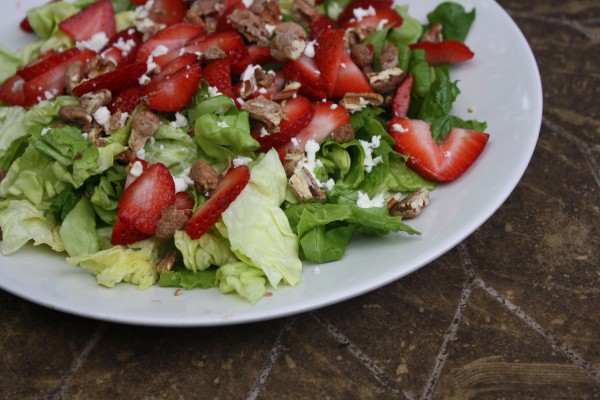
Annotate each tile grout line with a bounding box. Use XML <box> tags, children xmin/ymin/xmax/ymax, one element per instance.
<box><xmin>475</xmin><ymin>277</ymin><xmax>600</xmax><ymax>383</ymax></box>
<box><xmin>542</xmin><ymin>117</ymin><xmax>600</xmax><ymax>189</ymax></box>
<box><xmin>38</xmin><ymin>322</ymin><xmax>108</xmax><ymax>400</ymax></box>
<box><xmin>310</xmin><ymin>311</ymin><xmax>414</xmax><ymax>400</ymax></box>
<box><xmin>245</xmin><ymin>316</ymin><xmax>296</xmax><ymax>400</ymax></box>
<box><xmin>418</xmin><ymin>244</ymin><xmax>477</xmax><ymax>400</ymax></box>
<box><xmin>507</xmin><ymin>9</ymin><xmax>600</xmax><ymax>41</ymax></box>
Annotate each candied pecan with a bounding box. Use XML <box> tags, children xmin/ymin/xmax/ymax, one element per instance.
<box><xmin>59</xmin><ymin>105</ymin><xmax>92</xmax><ymax>125</ymax></box>
<box><xmin>156</xmin><ymin>250</ymin><xmax>178</xmax><ymax>272</ymax></box>
<box><xmin>255</xmin><ymin>68</ymin><xmax>276</xmax><ymax>87</ymax></box>
<box><xmin>155</xmin><ymin>207</ymin><xmax>189</xmax><ymax>240</ymax></box>
<box><xmin>86</xmin><ymin>56</ymin><xmax>116</xmax><ymax>79</ymax></box>
<box><xmin>273</xmin><ymin>22</ymin><xmax>307</xmax><ymax>39</ymax></box>
<box><xmin>331</xmin><ymin>124</ymin><xmax>355</xmax><ymax>143</ymax></box>
<box><xmin>282</xmin><ymin>149</ymin><xmax>304</xmax><ymax>176</ymax></box>
<box><xmin>367</xmin><ymin>68</ymin><xmax>405</xmax><ymax>94</ymax></box>
<box><xmin>270</xmin><ymin>81</ymin><xmax>301</xmax><ymax>101</ymax></box>
<box><xmin>288</xmin><ymin>167</ymin><xmax>326</xmax><ymax>202</ymax></box>
<box><xmin>340</xmin><ymin>92</ymin><xmax>384</xmax><ymax>113</ymax></box>
<box><xmin>109</xmin><ymin>110</ymin><xmax>125</xmax><ymax>131</ymax></box>
<box><xmin>388</xmin><ymin>188</ymin><xmax>430</xmax><ymax>219</ymax></box>
<box><xmin>79</xmin><ymin>89</ymin><xmax>112</xmax><ymax>115</ymax></box>
<box><xmin>241</xmin><ymin>96</ymin><xmax>283</xmax><ymax>128</ymax></box>
<box><xmin>350</xmin><ymin>44</ymin><xmax>373</xmax><ymax>69</ymax></box>
<box><xmin>189</xmin><ymin>160</ymin><xmax>219</xmax><ymax>193</ymax></box>
<box><xmin>270</xmin><ymin>31</ymin><xmax>306</xmax><ymax>62</ymax></box>
<box><xmin>64</xmin><ymin>62</ymin><xmax>85</xmax><ymax>94</ymax></box>
<box><xmin>202</xmin><ymin>47</ymin><xmax>227</xmax><ymax>61</ymax></box>
<box><xmin>249</xmin><ymin>0</ymin><xmax>281</xmax><ymax>25</ymax></box>
<box><xmin>379</xmin><ymin>44</ymin><xmax>399</xmax><ymax>70</ymax></box>
<box><xmin>128</xmin><ymin>110</ymin><xmax>160</xmax><ymax>152</ymax></box>
<box><xmin>421</xmin><ymin>23</ymin><xmax>443</xmax><ymax>43</ymax></box>
<box><xmin>291</xmin><ymin>0</ymin><xmax>316</xmax><ymax>27</ymax></box>
<box><xmin>188</xmin><ymin>0</ymin><xmax>221</xmax><ymax>17</ymax></box>
<box><xmin>227</xmin><ymin>9</ymin><xmax>270</xmax><ymax>46</ymax></box>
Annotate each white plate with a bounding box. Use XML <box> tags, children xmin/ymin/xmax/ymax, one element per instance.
<box><xmin>0</xmin><ymin>0</ymin><xmax>542</xmax><ymax>326</ymax></box>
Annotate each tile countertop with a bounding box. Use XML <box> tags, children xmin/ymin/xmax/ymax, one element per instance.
<box><xmin>1</xmin><ymin>1</ymin><xmax>599</xmax><ymax>399</ymax></box>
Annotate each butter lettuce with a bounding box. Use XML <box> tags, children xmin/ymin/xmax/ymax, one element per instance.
<box><xmin>143</xmin><ymin>123</ymin><xmax>197</xmax><ymax>175</ymax></box>
<box><xmin>66</xmin><ymin>239</ymin><xmax>160</xmax><ymax>290</ymax></box>
<box><xmin>174</xmin><ymin>230</ymin><xmax>238</xmax><ymax>272</ymax></box>
<box><xmin>216</xmin><ymin>262</ymin><xmax>267</xmax><ymax>304</ymax></box>
<box><xmin>0</xmin><ymin>199</ymin><xmax>64</xmax><ymax>255</ymax></box>
<box><xmin>59</xmin><ymin>197</ymin><xmax>100</xmax><ymax>257</ymax></box>
<box><xmin>221</xmin><ymin>150</ymin><xmax>302</xmax><ymax>288</ymax></box>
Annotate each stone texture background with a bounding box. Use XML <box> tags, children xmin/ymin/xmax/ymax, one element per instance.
<box><xmin>2</xmin><ymin>1</ymin><xmax>600</xmax><ymax>399</ymax></box>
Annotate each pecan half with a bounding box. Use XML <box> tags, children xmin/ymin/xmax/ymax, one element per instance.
<box><xmin>227</xmin><ymin>9</ymin><xmax>270</xmax><ymax>46</ymax></box>
<box><xmin>387</xmin><ymin>188</ymin><xmax>430</xmax><ymax>219</ymax></box>
<box><xmin>331</xmin><ymin>124</ymin><xmax>355</xmax><ymax>143</ymax></box>
<box><xmin>155</xmin><ymin>250</ymin><xmax>178</xmax><ymax>272</ymax></box>
<box><xmin>367</xmin><ymin>68</ymin><xmax>406</xmax><ymax>94</ymax></box>
<box><xmin>288</xmin><ymin>166</ymin><xmax>326</xmax><ymax>202</ymax></box>
<box><xmin>79</xmin><ymin>89</ymin><xmax>112</xmax><ymax>115</ymax></box>
<box><xmin>128</xmin><ymin>110</ymin><xmax>160</xmax><ymax>152</ymax></box>
<box><xmin>59</xmin><ymin>105</ymin><xmax>92</xmax><ymax>125</ymax></box>
<box><xmin>189</xmin><ymin>160</ymin><xmax>219</xmax><ymax>193</ymax></box>
<box><xmin>155</xmin><ymin>207</ymin><xmax>189</xmax><ymax>240</ymax></box>
<box><xmin>421</xmin><ymin>23</ymin><xmax>443</xmax><ymax>43</ymax></box>
<box><xmin>340</xmin><ymin>92</ymin><xmax>384</xmax><ymax>113</ymax></box>
<box><xmin>241</xmin><ymin>96</ymin><xmax>283</xmax><ymax>128</ymax></box>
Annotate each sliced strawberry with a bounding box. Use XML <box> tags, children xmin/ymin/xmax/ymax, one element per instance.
<box><xmin>0</xmin><ymin>75</ymin><xmax>26</xmax><ymax>106</ymax></box>
<box><xmin>388</xmin><ymin>116</ymin><xmax>489</xmax><ymax>182</ymax></box>
<box><xmin>152</xmin><ymin>52</ymin><xmax>198</xmax><ymax>81</ymax></box>
<box><xmin>215</xmin><ymin>2</ymin><xmax>245</xmax><ymax>33</ymax></box>
<box><xmin>202</xmin><ymin>58</ymin><xmax>234</xmax><ymax>98</ymax></box>
<box><xmin>19</xmin><ymin>16</ymin><xmax>34</xmax><ymax>33</ymax></box>
<box><xmin>110</xmin><ymin>216</ymin><xmax>151</xmax><ymax>245</ymax></box>
<box><xmin>314</xmin><ymin>28</ymin><xmax>345</xmax><ymax>97</ymax></box>
<box><xmin>182</xmin><ymin>31</ymin><xmax>250</xmax><ymax>75</ymax></box>
<box><xmin>148</xmin><ymin>0</ymin><xmax>186</xmax><ymax>26</ymax></box>
<box><xmin>309</xmin><ymin>14</ymin><xmax>339</xmax><ymax>39</ymax></box>
<box><xmin>247</xmin><ymin>44</ymin><xmax>273</xmax><ymax>65</ymax></box>
<box><xmin>135</xmin><ymin>22</ymin><xmax>205</xmax><ymax>65</ymax></box>
<box><xmin>17</xmin><ymin>48</ymin><xmax>80</xmax><ymax>81</ymax></box>
<box><xmin>337</xmin><ymin>0</ymin><xmax>394</xmax><ymax>24</ymax></box>
<box><xmin>283</xmin><ymin>55</ymin><xmax>327</xmax><ymax>100</ymax></box>
<box><xmin>143</xmin><ymin>61</ymin><xmax>202</xmax><ymax>112</ymax></box>
<box><xmin>124</xmin><ymin>158</ymin><xmax>149</xmax><ymax>189</ymax></box>
<box><xmin>185</xmin><ymin>166</ymin><xmax>250</xmax><ymax>239</ymax></box>
<box><xmin>23</xmin><ymin>49</ymin><xmax>96</xmax><ymax>107</ymax></box>
<box><xmin>117</xmin><ymin>162</ymin><xmax>176</xmax><ymax>235</ymax></box>
<box><xmin>409</xmin><ymin>40</ymin><xmax>475</xmax><ymax>65</ymax></box>
<box><xmin>174</xmin><ymin>192</ymin><xmax>194</xmax><ymax>211</ymax></box>
<box><xmin>72</xmin><ymin>62</ymin><xmax>146</xmax><ymax>97</ymax></box>
<box><xmin>340</xmin><ymin>6</ymin><xmax>403</xmax><ymax>31</ymax></box>
<box><xmin>130</xmin><ymin>0</ymin><xmax>149</xmax><ymax>4</ymax></box>
<box><xmin>392</xmin><ymin>74</ymin><xmax>413</xmax><ymax>118</ymax></box>
<box><xmin>253</xmin><ymin>95</ymin><xmax>314</xmax><ymax>152</ymax></box>
<box><xmin>331</xmin><ymin>51</ymin><xmax>373</xmax><ymax>98</ymax></box>
<box><xmin>108</xmin><ymin>85</ymin><xmax>143</xmax><ymax>114</ymax></box>
<box><xmin>59</xmin><ymin>0</ymin><xmax>116</xmax><ymax>41</ymax></box>
<box><xmin>100</xmin><ymin>29</ymin><xmax>143</xmax><ymax>67</ymax></box>
<box><xmin>278</xmin><ymin>100</ymin><xmax>350</xmax><ymax>156</ymax></box>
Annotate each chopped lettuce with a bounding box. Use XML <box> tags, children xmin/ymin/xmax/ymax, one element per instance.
<box><xmin>424</xmin><ymin>2</ymin><xmax>476</xmax><ymax>42</ymax></box>
<box><xmin>159</xmin><ymin>268</ymin><xmax>217</xmax><ymax>290</ymax></box>
<box><xmin>174</xmin><ymin>230</ymin><xmax>238</xmax><ymax>272</ymax></box>
<box><xmin>143</xmin><ymin>123</ymin><xmax>197</xmax><ymax>175</ymax></box>
<box><xmin>59</xmin><ymin>197</ymin><xmax>100</xmax><ymax>257</ymax></box>
<box><xmin>216</xmin><ymin>262</ymin><xmax>267</xmax><ymax>304</ymax></box>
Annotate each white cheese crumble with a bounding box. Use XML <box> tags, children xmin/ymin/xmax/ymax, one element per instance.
<box><xmin>376</xmin><ymin>18</ymin><xmax>389</xmax><ymax>30</ymax></box>
<box><xmin>136</xmin><ymin>148</ymin><xmax>145</xmax><ymax>160</ymax></box>
<box><xmin>242</xmin><ymin>0</ymin><xmax>254</xmax><ymax>7</ymax></box>
<box><xmin>119</xmin><ymin>112</ymin><xmax>129</xmax><ymax>127</ymax></box>
<box><xmin>265</xmin><ymin>24</ymin><xmax>276</xmax><ymax>36</ymax></box>
<box><xmin>170</xmin><ymin>112</ymin><xmax>188</xmax><ymax>128</ymax></box>
<box><xmin>353</xmin><ymin>6</ymin><xmax>376</xmax><ymax>22</ymax></box>
<box><xmin>173</xmin><ymin>167</ymin><xmax>194</xmax><ymax>193</ymax></box>
<box><xmin>93</xmin><ymin>106</ymin><xmax>111</xmax><ymax>132</ymax></box>
<box><xmin>330</xmin><ymin>103</ymin><xmax>338</xmax><ymax>110</ymax></box>
<box><xmin>304</xmin><ymin>40</ymin><xmax>317</xmax><ymax>58</ymax></box>
<box><xmin>323</xmin><ymin>178</ymin><xmax>335</xmax><ymax>192</ymax></box>
<box><xmin>138</xmin><ymin>74</ymin><xmax>151</xmax><ymax>85</ymax></box>
<box><xmin>113</xmin><ymin>37</ymin><xmax>137</xmax><ymax>55</ymax></box>
<box><xmin>232</xmin><ymin>156</ymin><xmax>253</xmax><ymax>167</ymax></box>
<box><xmin>217</xmin><ymin>120</ymin><xmax>230</xmax><ymax>128</ymax></box>
<box><xmin>208</xmin><ymin>85</ymin><xmax>222</xmax><ymax>97</ymax></box>
<box><xmin>260</xmin><ymin>127</ymin><xmax>270</xmax><ymax>137</ymax></box>
<box><xmin>294</xmin><ymin>139</ymin><xmax>322</xmax><ymax>187</ymax></box>
<box><xmin>40</xmin><ymin>127</ymin><xmax>52</xmax><ymax>136</ymax></box>
<box><xmin>392</xmin><ymin>123</ymin><xmax>407</xmax><ymax>133</ymax></box>
<box><xmin>76</xmin><ymin>32</ymin><xmax>109</xmax><ymax>52</ymax></box>
<box><xmin>443</xmin><ymin>151</ymin><xmax>452</xmax><ymax>158</ymax></box>
<box><xmin>359</xmin><ymin>135</ymin><xmax>383</xmax><ymax>173</ymax></box>
<box><xmin>129</xmin><ymin>160</ymin><xmax>145</xmax><ymax>177</ymax></box>
<box><xmin>356</xmin><ymin>191</ymin><xmax>385</xmax><ymax>208</ymax></box>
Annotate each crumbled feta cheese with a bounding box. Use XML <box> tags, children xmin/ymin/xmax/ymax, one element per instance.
<box><xmin>294</xmin><ymin>139</ymin><xmax>322</xmax><ymax>187</ymax></box>
<box><xmin>217</xmin><ymin>120</ymin><xmax>230</xmax><ymax>128</ymax></box>
<box><xmin>40</xmin><ymin>127</ymin><xmax>52</xmax><ymax>136</ymax></box>
<box><xmin>359</xmin><ymin>136</ymin><xmax>383</xmax><ymax>173</ymax></box>
<box><xmin>136</xmin><ymin>149</ymin><xmax>145</xmax><ymax>160</ymax></box>
<box><xmin>233</xmin><ymin>156</ymin><xmax>253</xmax><ymax>167</ymax></box>
<box><xmin>81</xmin><ymin>132</ymin><xmax>89</xmax><ymax>140</ymax></box>
<box><xmin>392</xmin><ymin>123</ymin><xmax>407</xmax><ymax>133</ymax></box>
<box><xmin>330</xmin><ymin>103</ymin><xmax>338</xmax><ymax>110</ymax></box>
<box><xmin>265</xmin><ymin>24</ymin><xmax>276</xmax><ymax>35</ymax></box>
<box><xmin>260</xmin><ymin>127</ymin><xmax>270</xmax><ymax>137</ymax></box>
<box><xmin>291</xmin><ymin>137</ymin><xmax>300</xmax><ymax>147</ymax></box>
<box><xmin>170</xmin><ymin>112</ymin><xmax>188</xmax><ymax>128</ymax></box>
<box><xmin>119</xmin><ymin>112</ymin><xmax>129</xmax><ymax>126</ymax></box>
<box><xmin>236</xmin><ymin>97</ymin><xmax>245</xmax><ymax>105</ymax></box>
<box><xmin>376</xmin><ymin>19</ymin><xmax>389</xmax><ymax>30</ymax></box>
<box><xmin>11</xmin><ymin>78</ymin><xmax>24</xmax><ymax>93</ymax></box>
<box><xmin>258</xmin><ymin>87</ymin><xmax>267</xmax><ymax>94</ymax></box>
<box><xmin>138</xmin><ymin>74</ymin><xmax>151</xmax><ymax>85</ymax></box>
<box><xmin>304</xmin><ymin>40</ymin><xmax>317</xmax><ymax>58</ymax></box>
<box><xmin>93</xmin><ymin>106</ymin><xmax>112</xmax><ymax>132</ymax></box>
<box><xmin>323</xmin><ymin>178</ymin><xmax>335</xmax><ymax>192</ymax></box>
<box><xmin>242</xmin><ymin>0</ymin><xmax>254</xmax><ymax>7</ymax></box>
<box><xmin>173</xmin><ymin>167</ymin><xmax>194</xmax><ymax>193</ymax></box>
<box><xmin>356</xmin><ymin>191</ymin><xmax>385</xmax><ymax>208</ymax></box>
<box><xmin>44</xmin><ymin>90</ymin><xmax>56</xmax><ymax>100</ymax></box>
<box><xmin>76</xmin><ymin>32</ymin><xmax>109</xmax><ymax>52</ymax></box>
<box><xmin>443</xmin><ymin>151</ymin><xmax>452</xmax><ymax>158</ymax></box>
<box><xmin>208</xmin><ymin>86</ymin><xmax>222</xmax><ymax>97</ymax></box>
<box><xmin>113</xmin><ymin>37</ymin><xmax>137</xmax><ymax>55</ymax></box>
<box><xmin>129</xmin><ymin>160</ymin><xmax>145</xmax><ymax>177</ymax></box>
<box><xmin>353</xmin><ymin>6</ymin><xmax>376</xmax><ymax>22</ymax></box>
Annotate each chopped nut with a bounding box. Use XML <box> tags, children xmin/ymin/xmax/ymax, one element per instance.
<box><xmin>340</xmin><ymin>92</ymin><xmax>384</xmax><ymax>113</ymax></box>
<box><xmin>273</xmin><ymin>22</ymin><xmax>307</xmax><ymax>39</ymax></box>
<box><xmin>86</xmin><ymin>56</ymin><xmax>116</xmax><ymax>79</ymax></box>
<box><xmin>79</xmin><ymin>89</ymin><xmax>112</xmax><ymax>115</ymax></box>
<box><xmin>241</xmin><ymin>96</ymin><xmax>283</xmax><ymax>128</ymax></box>
<box><xmin>331</xmin><ymin>124</ymin><xmax>355</xmax><ymax>143</ymax></box>
<box><xmin>270</xmin><ymin>31</ymin><xmax>306</xmax><ymax>62</ymax></box>
<box><xmin>255</xmin><ymin>68</ymin><xmax>276</xmax><ymax>88</ymax></box>
<box><xmin>270</xmin><ymin>81</ymin><xmax>301</xmax><ymax>101</ymax></box>
<box><xmin>282</xmin><ymin>149</ymin><xmax>305</xmax><ymax>176</ymax></box>
<box><xmin>187</xmin><ymin>0</ymin><xmax>221</xmax><ymax>17</ymax></box>
<box><xmin>203</xmin><ymin>47</ymin><xmax>227</xmax><ymax>61</ymax></box>
<box><xmin>155</xmin><ymin>249</ymin><xmax>178</xmax><ymax>272</ymax></box>
<box><xmin>367</xmin><ymin>67</ymin><xmax>405</xmax><ymax>94</ymax></box>
<box><xmin>115</xmin><ymin>149</ymin><xmax>134</xmax><ymax>164</ymax></box>
<box><xmin>288</xmin><ymin>166</ymin><xmax>326</xmax><ymax>202</ymax></box>
<box><xmin>109</xmin><ymin>110</ymin><xmax>125</xmax><ymax>131</ymax></box>
<box><xmin>291</xmin><ymin>0</ymin><xmax>316</xmax><ymax>27</ymax></box>
<box><xmin>379</xmin><ymin>43</ymin><xmax>399</xmax><ymax>70</ymax></box>
<box><xmin>155</xmin><ymin>207</ymin><xmax>189</xmax><ymax>240</ymax></box>
<box><xmin>0</xmin><ymin>168</ymin><xmax>6</xmax><ymax>183</ymax></box>
<box><xmin>227</xmin><ymin>9</ymin><xmax>270</xmax><ymax>46</ymax></box>
<box><xmin>350</xmin><ymin>44</ymin><xmax>374</xmax><ymax>69</ymax></box>
<box><xmin>387</xmin><ymin>188</ymin><xmax>430</xmax><ymax>218</ymax></box>
<box><xmin>59</xmin><ymin>105</ymin><xmax>92</xmax><ymax>125</ymax></box>
<box><xmin>189</xmin><ymin>160</ymin><xmax>219</xmax><ymax>192</ymax></box>
<box><xmin>64</xmin><ymin>62</ymin><xmax>85</xmax><ymax>94</ymax></box>
<box><xmin>128</xmin><ymin>110</ymin><xmax>160</xmax><ymax>152</ymax></box>
<box><xmin>83</xmin><ymin>122</ymin><xmax>103</xmax><ymax>143</ymax></box>
<box><xmin>421</xmin><ymin>23</ymin><xmax>443</xmax><ymax>43</ymax></box>
<box><xmin>249</xmin><ymin>0</ymin><xmax>281</xmax><ymax>25</ymax></box>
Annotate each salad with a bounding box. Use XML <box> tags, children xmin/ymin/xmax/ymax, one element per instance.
<box><xmin>0</xmin><ymin>0</ymin><xmax>489</xmax><ymax>303</ymax></box>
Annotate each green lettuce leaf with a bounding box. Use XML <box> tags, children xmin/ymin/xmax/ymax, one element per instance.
<box><xmin>143</xmin><ymin>123</ymin><xmax>197</xmax><ymax>175</ymax></box>
<box><xmin>174</xmin><ymin>230</ymin><xmax>238</xmax><ymax>272</ymax></box>
<box><xmin>0</xmin><ymin>106</ymin><xmax>28</xmax><ymax>170</ymax></box>
<box><xmin>425</xmin><ymin>2</ymin><xmax>476</xmax><ymax>43</ymax></box>
<box><xmin>159</xmin><ymin>268</ymin><xmax>217</xmax><ymax>290</ymax></box>
<box><xmin>26</xmin><ymin>1</ymin><xmax>79</xmax><ymax>39</ymax></box>
<box><xmin>216</xmin><ymin>262</ymin><xmax>267</xmax><ymax>304</ymax></box>
<box><xmin>59</xmin><ymin>197</ymin><xmax>100</xmax><ymax>257</ymax></box>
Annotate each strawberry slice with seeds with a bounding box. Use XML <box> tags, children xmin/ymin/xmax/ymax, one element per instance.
<box><xmin>143</xmin><ymin>61</ymin><xmax>202</xmax><ymax>112</ymax></box>
<box><xmin>135</xmin><ymin>22</ymin><xmax>205</xmax><ymax>66</ymax></box>
<box><xmin>185</xmin><ymin>166</ymin><xmax>250</xmax><ymax>239</ymax></box>
<box><xmin>253</xmin><ymin>95</ymin><xmax>314</xmax><ymax>152</ymax></box>
<box><xmin>409</xmin><ymin>40</ymin><xmax>475</xmax><ymax>65</ymax></box>
<box><xmin>314</xmin><ymin>28</ymin><xmax>345</xmax><ymax>97</ymax></box>
<box><xmin>108</xmin><ymin>85</ymin><xmax>143</xmax><ymax>114</ymax></box>
<box><xmin>59</xmin><ymin>0</ymin><xmax>116</xmax><ymax>41</ymax></box>
<box><xmin>392</xmin><ymin>74</ymin><xmax>413</xmax><ymax>118</ymax></box>
<box><xmin>283</xmin><ymin>55</ymin><xmax>327</xmax><ymax>101</ymax></box>
<box><xmin>100</xmin><ymin>29</ymin><xmax>143</xmax><ymax>67</ymax></box>
<box><xmin>202</xmin><ymin>58</ymin><xmax>234</xmax><ymax>98</ymax></box>
<box><xmin>309</xmin><ymin>14</ymin><xmax>339</xmax><ymax>39</ymax></box>
<box><xmin>182</xmin><ymin>31</ymin><xmax>250</xmax><ymax>75</ymax></box>
<box><xmin>17</xmin><ymin>48</ymin><xmax>80</xmax><ymax>81</ymax></box>
<box><xmin>152</xmin><ymin>52</ymin><xmax>198</xmax><ymax>81</ymax></box>
<box><xmin>278</xmin><ymin>100</ymin><xmax>350</xmax><ymax>156</ymax></box>
<box><xmin>340</xmin><ymin>6</ymin><xmax>403</xmax><ymax>31</ymax></box>
<box><xmin>388</xmin><ymin>116</ymin><xmax>489</xmax><ymax>182</ymax></box>
<box><xmin>110</xmin><ymin>216</ymin><xmax>151</xmax><ymax>245</ymax></box>
<box><xmin>20</xmin><ymin>16</ymin><xmax>34</xmax><ymax>33</ymax></box>
<box><xmin>0</xmin><ymin>75</ymin><xmax>26</xmax><ymax>106</ymax></box>
<box><xmin>331</xmin><ymin>51</ymin><xmax>373</xmax><ymax>98</ymax></box>
<box><xmin>117</xmin><ymin>162</ymin><xmax>176</xmax><ymax>235</ymax></box>
<box><xmin>147</xmin><ymin>0</ymin><xmax>186</xmax><ymax>26</ymax></box>
<box><xmin>174</xmin><ymin>192</ymin><xmax>194</xmax><ymax>211</ymax></box>
<box><xmin>72</xmin><ymin>62</ymin><xmax>147</xmax><ymax>97</ymax></box>
<box><xmin>337</xmin><ymin>0</ymin><xmax>394</xmax><ymax>24</ymax></box>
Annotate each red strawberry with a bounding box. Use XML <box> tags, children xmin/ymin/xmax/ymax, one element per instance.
<box><xmin>17</xmin><ymin>48</ymin><xmax>81</xmax><ymax>81</ymax></box>
<box><xmin>331</xmin><ymin>51</ymin><xmax>373</xmax><ymax>98</ymax></box>
<box><xmin>72</xmin><ymin>62</ymin><xmax>146</xmax><ymax>97</ymax></box>
<box><xmin>215</xmin><ymin>2</ymin><xmax>245</xmax><ymax>33</ymax></box>
<box><xmin>23</xmin><ymin>49</ymin><xmax>96</xmax><ymax>106</ymax></box>
<box><xmin>309</xmin><ymin>14</ymin><xmax>339</xmax><ymax>39</ymax></box>
<box><xmin>143</xmin><ymin>61</ymin><xmax>202</xmax><ymax>112</ymax></box>
<box><xmin>388</xmin><ymin>116</ymin><xmax>489</xmax><ymax>182</ymax></box>
<box><xmin>340</xmin><ymin>6</ymin><xmax>403</xmax><ymax>31</ymax></box>
<box><xmin>130</xmin><ymin>0</ymin><xmax>148</xmax><ymax>4</ymax></box>
<box><xmin>124</xmin><ymin>158</ymin><xmax>149</xmax><ymax>189</ymax></box>
<box><xmin>337</xmin><ymin>0</ymin><xmax>394</xmax><ymax>24</ymax></box>
<box><xmin>175</xmin><ymin>192</ymin><xmax>194</xmax><ymax>210</ymax></box>
<box><xmin>283</xmin><ymin>55</ymin><xmax>327</xmax><ymax>100</ymax></box>
<box><xmin>185</xmin><ymin>166</ymin><xmax>250</xmax><ymax>239</ymax></box>
<box><xmin>110</xmin><ymin>216</ymin><xmax>151</xmax><ymax>245</ymax></box>
<box><xmin>117</xmin><ymin>162</ymin><xmax>176</xmax><ymax>235</ymax></box>
<box><xmin>182</xmin><ymin>31</ymin><xmax>250</xmax><ymax>75</ymax></box>
<box><xmin>409</xmin><ymin>40</ymin><xmax>475</xmax><ymax>65</ymax></box>
<box><xmin>148</xmin><ymin>0</ymin><xmax>186</xmax><ymax>26</ymax></box>
<box><xmin>20</xmin><ymin>16</ymin><xmax>34</xmax><ymax>33</ymax></box>
<box><xmin>253</xmin><ymin>95</ymin><xmax>314</xmax><ymax>152</ymax></box>
<box><xmin>278</xmin><ymin>100</ymin><xmax>350</xmax><ymax>156</ymax></box>
<box><xmin>152</xmin><ymin>52</ymin><xmax>198</xmax><ymax>81</ymax></box>
<box><xmin>0</xmin><ymin>75</ymin><xmax>26</xmax><ymax>106</ymax></box>
<box><xmin>108</xmin><ymin>85</ymin><xmax>143</xmax><ymax>114</ymax></box>
<box><xmin>100</xmin><ymin>29</ymin><xmax>143</xmax><ymax>67</ymax></box>
<box><xmin>247</xmin><ymin>45</ymin><xmax>273</xmax><ymax>65</ymax></box>
<box><xmin>314</xmin><ymin>28</ymin><xmax>345</xmax><ymax>97</ymax></box>
<box><xmin>135</xmin><ymin>23</ymin><xmax>205</xmax><ymax>66</ymax></box>
<box><xmin>59</xmin><ymin>0</ymin><xmax>116</xmax><ymax>41</ymax></box>
<box><xmin>202</xmin><ymin>58</ymin><xmax>234</xmax><ymax>98</ymax></box>
<box><xmin>392</xmin><ymin>74</ymin><xmax>413</xmax><ymax>118</ymax></box>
